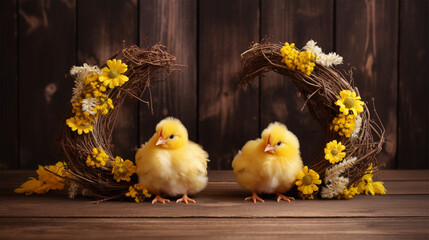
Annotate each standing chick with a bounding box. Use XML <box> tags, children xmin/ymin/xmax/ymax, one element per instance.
<box><xmin>135</xmin><ymin>117</ymin><xmax>208</xmax><ymax>204</ymax></box>
<box><xmin>232</xmin><ymin>122</ymin><xmax>303</xmax><ymax>203</ymax></box>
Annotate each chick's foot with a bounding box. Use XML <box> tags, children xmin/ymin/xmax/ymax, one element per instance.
<box><xmin>152</xmin><ymin>195</ymin><xmax>171</xmax><ymax>204</ymax></box>
<box><xmin>245</xmin><ymin>192</ymin><xmax>265</xmax><ymax>203</ymax></box>
<box><xmin>276</xmin><ymin>193</ymin><xmax>295</xmax><ymax>202</ymax></box>
<box><xmin>176</xmin><ymin>194</ymin><xmax>196</xmax><ymax>204</ymax></box>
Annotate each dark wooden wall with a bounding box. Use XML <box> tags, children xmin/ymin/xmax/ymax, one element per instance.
<box><xmin>0</xmin><ymin>0</ymin><xmax>427</xmax><ymax>170</ymax></box>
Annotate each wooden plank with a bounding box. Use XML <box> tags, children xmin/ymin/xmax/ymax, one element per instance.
<box><xmin>260</xmin><ymin>0</ymin><xmax>334</xmax><ymax>165</ymax></box>
<box><xmin>1</xmin><ymin>193</ymin><xmax>428</xmax><ymax>218</ymax></box>
<box><xmin>77</xmin><ymin>0</ymin><xmax>138</xmax><ymax>161</ymax></box>
<box><xmin>1</xmin><ymin>217</ymin><xmax>428</xmax><ymax>240</ymax></box>
<box><xmin>3</xmin><ymin>170</ymin><xmax>429</xmax><ymax>194</ymax></box>
<box><xmin>199</xmin><ymin>0</ymin><xmax>260</xmax><ymax>169</ymax></box>
<box><xmin>378</xmin><ymin>170</ymin><xmax>429</xmax><ymax>181</ymax></box>
<box><xmin>139</xmin><ymin>0</ymin><xmax>198</xmax><ymax>144</ymax></box>
<box><xmin>0</xmin><ymin>0</ymin><xmax>18</xmax><ymax>170</ymax></box>
<box><xmin>18</xmin><ymin>0</ymin><xmax>76</xmax><ymax>169</ymax></box>
<box><xmin>398</xmin><ymin>0</ymin><xmax>429</xmax><ymax>169</ymax></box>
<box><xmin>336</xmin><ymin>0</ymin><xmax>398</xmax><ymax>168</ymax></box>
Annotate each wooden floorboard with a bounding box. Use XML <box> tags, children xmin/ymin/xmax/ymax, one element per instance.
<box><xmin>0</xmin><ymin>217</ymin><xmax>428</xmax><ymax>240</ymax></box>
<box><xmin>1</xmin><ymin>194</ymin><xmax>428</xmax><ymax>218</ymax></box>
<box><xmin>1</xmin><ymin>170</ymin><xmax>428</xmax><ymax>239</ymax></box>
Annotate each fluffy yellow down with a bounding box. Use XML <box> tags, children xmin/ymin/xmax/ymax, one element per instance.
<box><xmin>135</xmin><ymin>117</ymin><xmax>208</xmax><ymax>196</ymax></box>
<box><xmin>232</xmin><ymin>122</ymin><xmax>303</xmax><ymax>194</ymax></box>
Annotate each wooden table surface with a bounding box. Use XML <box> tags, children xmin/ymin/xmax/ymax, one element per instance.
<box><xmin>0</xmin><ymin>170</ymin><xmax>428</xmax><ymax>239</ymax></box>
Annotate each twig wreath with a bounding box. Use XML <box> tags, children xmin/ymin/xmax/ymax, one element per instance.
<box><xmin>15</xmin><ymin>40</ymin><xmax>387</xmax><ymax>201</ymax></box>
<box><xmin>240</xmin><ymin>40</ymin><xmax>386</xmax><ymax>199</ymax></box>
<box><xmin>15</xmin><ymin>44</ymin><xmax>175</xmax><ymax>202</ymax></box>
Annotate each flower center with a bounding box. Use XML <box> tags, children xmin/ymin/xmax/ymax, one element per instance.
<box><xmin>344</xmin><ymin>97</ymin><xmax>355</xmax><ymax>108</ymax></box>
<box><xmin>108</xmin><ymin>68</ymin><xmax>119</xmax><ymax>79</ymax></box>
<box><xmin>302</xmin><ymin>175</ymin><xmax>313</xmax><ymax>185</ymax></box>
<box><xmin>330</xmin><ymin>149</ymin><xmax>339</xmax><ymax>156</ymax></box>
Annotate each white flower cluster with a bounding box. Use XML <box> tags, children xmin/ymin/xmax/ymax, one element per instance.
<box><xmin>304</xmin><ymin>40</ymin><xmax>343</xmax><ymax>67</ymax></box>
<box><xmin>321</xmin><ymin>157</ymin><xmax>357</xmax><ymax>199</ymax></box>
<box><xmin>69</xmin><ymin>63</ymin><xmax>103</xmax><ymax>102</ymax></box>
<box><xmin>82</xmin><ymin>97</ymin><xmax>98</xmax><ymax>115</ymax></box>
<box><xmin>351</xmin><ymin>114</ymin><xmax>362</xmax><ymax>139</ymax></box>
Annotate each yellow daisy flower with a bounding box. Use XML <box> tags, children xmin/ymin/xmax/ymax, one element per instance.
<box><xmin>296</xmin><ymin>166</ymin><xmax>322</xmax><ymax>195</ymax></box>
<box><xmin>112</xmin><ymin>156</ymin><xmax>136</xmax><ymax>182</ymax></box>
<box><xmin>66</xmin><ymin>116</ymin><xmax>94</xmax><ymax>135</ymax></box>
<box><xmin>324</xmin><ymin>140</ymin><xmax>346</xmax><ymax>164</ymax></box>
<box><xmin>98</xmin><ymin>59</ymin><xmax>129</xmax><ymax>89</ymax></box>
<box><xmin>335</xmin><ymin>90</ymin><xmax>364</xmax><ymax>116</ymax></box>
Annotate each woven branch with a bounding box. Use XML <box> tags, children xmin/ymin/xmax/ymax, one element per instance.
<box><xmin>239</xmin><ymin>42</ymin><xmax>385</xmax><ymax>185</ymax></box>
<box><xmin>59</xmin><ymin>44</ymin><xmax>176</xmax><ymax>199</ymax></box>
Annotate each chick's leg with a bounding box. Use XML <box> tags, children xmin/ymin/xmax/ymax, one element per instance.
<box><xmin>176</xmin><ymin>193</ymin><xmax>196</xmax><ymax>204</ymax></box>
<box><xmin>276</xmin><ymin>193</ymin><xmax>295</xmax><ymax>202</ymax></box>
<box><xmin>152</xmin><ymin>195</ymin><xmax>171</xmax><ymax>204</ymax></box>
<box><xmin>245</xmin><ymin>192</ymin><xmax>264</xmax><ymax>203</ymax></box>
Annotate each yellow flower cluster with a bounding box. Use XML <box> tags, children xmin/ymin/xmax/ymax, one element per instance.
<box><xmin>280</xmin><ymin>42</ymin><xmax>316</xmax><ymax>75</ymax></box>
<box><xmin>125</xmin><ymin>183</ymin><xmax>151</xmax><ymax>203</ymax></box>
<box><xmin>339</xmin><ymin>186</ymin><xmax>359</xmax><ymax>199</ymax></box>
<box><xmin>66</xmin><ymin>59</ymin><xmax>128</xmax><ymax>135</ymax></box>
<box><xmin>331</xmin><ymin>114</ymin><xmax>356</xmax><ymax>137</ymax></box>
<box><xmin>357</xmin><ymin>173</ymin><xmax>386</xmax><ymax>196</ymax></box>
<box><xmin>111</xmin><ymin>157</ymin><xmax>136</xmax><ymax>182</ymax></box>
<box><xmin>331</xmin><ymin>90</ymin><xmax>364</xmax><ymax>138</ymax></box>
<box><xmin>14</xmin><ymin>162</ymin><xmax>67</xmax><ymax>195</ymax></box>
<box><xmin>324</xmin><ymin>140</ymin><xmax>346</xmax><ymax>164</ymax></box>
<box><xmin>296</xmin><ymin>166</ymin><xmax>322</xmax><ymax>197</ymax></box>
<box><xmin>86</xmin><ymin>147</ymin><xmax>109</xmax><ymax>168</ymax></box>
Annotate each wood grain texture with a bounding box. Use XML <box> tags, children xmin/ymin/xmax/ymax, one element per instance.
<box><xmin>18</xmin><ymin>0</ymin><xmax>76</xmax><ymax>169</ymax></box>
<box><xmin>336</xmin><ymin>0</ymin><xmax>399</xmax><ymax>168</ymax></box>
<box><xmin>3</xmin><ymin>170</ymin><xmax>428</xmax><ymax>195</ymax></box>
<box><xmin>77</xmin><ymin>0</ymin><xmax>138</xmax><ymax>161</ymax></box>
<box><xmin>1</xmin><ymin>217</ymin><xmax>428</xmax><ymax>240</ymax></box>
<box><xmin>398</xmin><ymin>0</ymin><xmax>429</xmax><ymax>169</ymax></box>
<box><xmin>199</xmin><ymin>0</ymin><xmax>260</xmax><ymax>169</ymax></box>
<box><xmin>0</xmin><ymin>0</ymin><xmax>18</xmax><ymax>170</ymax></box>
<box><xmin>1</xmin><ymin>194</ymin><xmax>427</xmax><ymax>218</ymax></box>
<box><xmin>2</xmin><ymin>170</ymin><xmax>429</xmax><ymax>218</ymax></box>
<box><xmin>260</xmin><ymin>0</ymin><xmax>334</xmax><ymax>165</ymax></box>
<box><xmin>139</xmin><ymin>0</ymin><xmax>198</xmax><ymax>144</ymax></box>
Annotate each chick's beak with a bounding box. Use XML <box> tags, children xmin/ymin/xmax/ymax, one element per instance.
<box><xmin>156</xmin><ymin>137</ymin><xmax>167</xmax><ymax>146</ymax></box>
<box><xmin>264</xmin><ymin>144</ymin><xmax>275</xmax><ymax>153</ymax></box>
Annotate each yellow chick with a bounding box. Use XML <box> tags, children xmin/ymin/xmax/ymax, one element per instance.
<box><xmin>135</xmin><ymin>117</ymin><xmax>208</xmax><ymax>204</ymax></box>
<box><xmin>232</xmin><ymin>122</ymin><xmax>303</xmax><ymax>203</ymax></box>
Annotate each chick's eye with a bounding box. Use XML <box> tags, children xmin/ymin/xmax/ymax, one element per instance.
<box><xmin>169</xmin><ymin>134</ymin><xmax>174</xmax><ymax>139</ymax></box>
<box><xmin>276</xmin><ymin>141</ymin><xmax>281</xmax><ymax>146</ymax></box>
